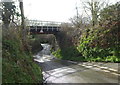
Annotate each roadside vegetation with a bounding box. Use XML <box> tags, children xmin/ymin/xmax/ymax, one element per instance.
<box><xmin>29</xmin><ymin>35</ymin><xmax>43</xmax><ymax>54</ymax></box>
<box><xmin>1</xmin><ymin>0</ymin><xmax>120</xmax><ymax>84</ymax></box>
<box><xmin>52</xmin><ymin>2</ymin><xmax>120</xmax><ymax>62</ymax></box>
<box><xmin>2</xmin><ymin>1</ymin><xmax>43</xmax><ymax>83</ymax></box>
<box><xmin>2</xmin><ymin>28</ymin><xmax>43</xmax><ymax>83</ymax></box>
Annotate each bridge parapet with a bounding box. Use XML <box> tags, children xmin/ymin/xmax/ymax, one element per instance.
<box><xmin>27</xmin><ymin>20</ymin><xmax>62</xmax><ymax>27</ymax></box>
<box><xmin>27</xmin><ymin>20</ymin><xmax>63</xmax><ymax>34</ymax></box>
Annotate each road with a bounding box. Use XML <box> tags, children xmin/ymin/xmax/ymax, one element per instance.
<box><xmin>34</xmin><ymin>44</ymin><xmax>119</xmax><ymax>84</ymax></box>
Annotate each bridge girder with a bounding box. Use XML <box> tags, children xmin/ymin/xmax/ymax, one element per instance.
<box><xmin>27</xmin><ymin>20</ymin><xmax>62</xmax><ymax>34</ymax></box>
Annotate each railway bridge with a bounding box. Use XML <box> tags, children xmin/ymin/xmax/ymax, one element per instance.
<box><xmin>27</xmin><ymin>20</ymin><xmax>63</xmax><ymax>34</ymax></box>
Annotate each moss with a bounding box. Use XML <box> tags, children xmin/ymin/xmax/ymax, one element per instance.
<box><xmin>2</xmin><ymin>37</ymin><xmax>43</xmax><ymax>83</ymax></box>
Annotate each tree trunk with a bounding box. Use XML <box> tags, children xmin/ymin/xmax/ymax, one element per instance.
<box><xmin>19</xmin><ymin>0</ymin><xmax>26</xmax><ymax>41</ymax></box>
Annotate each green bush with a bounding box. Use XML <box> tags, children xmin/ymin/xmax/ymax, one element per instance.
<box><xmin>2</xmin><ymin>38</ymin><xmax>43</xmax><ymax>83</ymax></box>
<box><xmin>2</xmin><ymin>28</ymin><xmax>43</xmax><ymax>83</ymax></box>
<box><xmin>30</xmin><ymin>38</ymin><xmax>43</xmax><ymax>54</ymax></box>
<box><xmin>52</xmin><ymin>49</ymin><xmax>62</xmax><ymax>59</ymax></box>
<box><xmin>52</xmin><ymin>46</ymin><xmax>85</xmax><ymax>61</ymax></box>
<box><xmin>52</xmin><ymin>2</ymin><xmax>120</xmax><ymax>62</ymax></box>
<box><xmin>77</xmin><ymin>26</ymin><xmax>120</xmax><ymax>62</ymax></box>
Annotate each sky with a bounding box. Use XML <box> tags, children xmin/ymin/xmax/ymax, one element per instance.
<box><xmin>23</xmin><ymin>0</ymin><xmax>119</xmax><ymax>22</ymax></box>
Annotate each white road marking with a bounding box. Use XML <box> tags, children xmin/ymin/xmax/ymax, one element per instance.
<box><xmin>77</xmin><ymin>63</ymin><xmax>119</xmax><ymax>76</ymax></box>
<box><xmin>111</xmin><ymin>72</ymin><xmax>120</xmax><ymax>76</ymax></box>
<box><xmin>108</xmin><ymin>68</ymin><xmax>118</xmax><ymax>72</ymax></box>
<box><xmin>102</xmin><ymin>70</ymin><xmax>110</xmax><ymax>73</ymax></box>
<box><xmin>99</xmin><ymin>67</ymin><xmax>109</xmax><ymax>69</ymax></box>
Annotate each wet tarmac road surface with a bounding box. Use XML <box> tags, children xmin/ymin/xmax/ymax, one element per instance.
<box><xmin>34</xmin><ymin>44</ymin><xmax>119</xmax><ymax>84</ymax></box>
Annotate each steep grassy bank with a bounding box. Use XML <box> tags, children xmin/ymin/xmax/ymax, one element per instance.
<box><xmin>2</xmin><ymin>28</ymin><xmax>43</xmax><ymax>83</ymax></box>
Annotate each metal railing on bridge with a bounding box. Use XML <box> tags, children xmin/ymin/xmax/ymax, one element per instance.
<box><xmin>27</xmin><ymin>20</ymin><xmax>62</xmax><ymax>27</ymax></box>
<box><xmin>27</xmin><ymin>20</ymin><xmax>63</xmax><ymax>34</ymax></box>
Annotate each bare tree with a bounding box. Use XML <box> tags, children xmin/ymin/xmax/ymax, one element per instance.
<box><xmin>70</xmin><ymin>15</ymin><xmax>89</xmax><ymax>28</ymax></box>
<box><xmin>81</xmin><ymin>0</ymin><xmax>109</xmax><ymax>26</ymax></box>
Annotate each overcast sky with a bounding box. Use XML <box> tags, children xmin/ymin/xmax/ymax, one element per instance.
<box><xmin>23</xmin><ymin>0</ymin><xmax>119</xmax><ymax>22</ymax></box>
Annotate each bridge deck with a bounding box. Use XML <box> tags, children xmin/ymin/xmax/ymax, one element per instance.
<box><xmin>29</xmin><ymin>26</ymin><xmax>61</xmax><ymax>34</ymax></box>
<box><xmin>27</xmin><ymin>20</ymin><xmax>62</xmax><ymax>34</ymax></box>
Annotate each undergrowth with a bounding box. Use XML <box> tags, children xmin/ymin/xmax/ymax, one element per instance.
<box><xmin>52</xmin><ymin>3</ymin><xmax>120</xmax><ymax>63</ymax></box>
<box><xmin>2</xmin><ymin>28</ymin><xmax>43</xmax><ymax>83</ymax></box>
